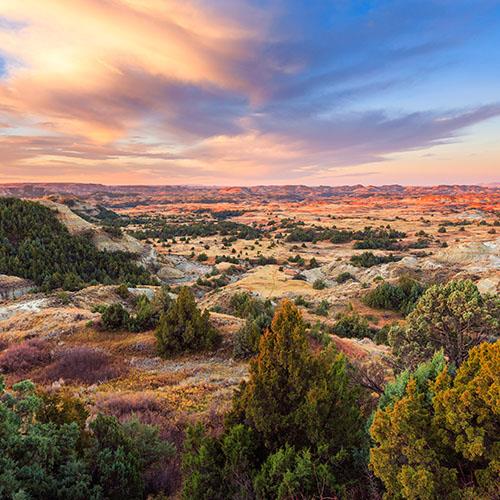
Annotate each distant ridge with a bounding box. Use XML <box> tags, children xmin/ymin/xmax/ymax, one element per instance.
<box><xmin>0</xmin><ymin>182</ymin><xmax>498</xmax><ymax>205</ymax></box>
<box><xmin>1</xmin><ymin>182</ymin><xmax>498</xmax><ymax>193</ymax></box>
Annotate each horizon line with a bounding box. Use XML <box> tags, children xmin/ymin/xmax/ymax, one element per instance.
<box><xmin>1</xmin><ymin>181</ymin><xmax>499</xmax><ymax>189</ymax></box>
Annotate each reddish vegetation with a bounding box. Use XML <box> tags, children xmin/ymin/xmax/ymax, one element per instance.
<box><xmin>97</xmin><ymin>393</ymin><xmax>164</xmax><ymax>420</ymax></box>
<box><xmin>0</xmin><ymin>339</ymin><xmax>52</xmax><ymax>373</ymax></box>
<box><xmin>39</xmin><ymin>346</ymin><xmax>125</xmax><ymax>384</ymax></box>
<box><xmin>331</xmin><ymin>336</ymin><xmax>368</xmax><ymax>359</ymax></box>
<box><xmin>97</xmin><ymin>392</ymin><xmax>184</xmax><ymax>494</ymax></box>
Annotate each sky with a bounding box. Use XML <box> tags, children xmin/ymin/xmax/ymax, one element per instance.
<box><xmin>0</xmin><ymin>0</ymin><xmax>499</xmax><ymax>186</ymax></box>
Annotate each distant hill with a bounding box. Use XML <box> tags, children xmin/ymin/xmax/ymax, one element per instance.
<box><xmin>0</xmin><ymin>182</ymin><xmax>498</xmax><ymax>204</ymax></box>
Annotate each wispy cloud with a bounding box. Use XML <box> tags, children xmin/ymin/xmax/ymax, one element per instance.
<box><xmin>0</xmin><ymin>0</ymin><xmax>499</xmax><ymax>184</ymax></box>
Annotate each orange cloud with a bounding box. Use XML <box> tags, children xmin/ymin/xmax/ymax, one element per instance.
<box><xmin>0</xmin><ymin>1</ymin><xmax>499</xmax><ymax>185</ymax></box>
<box><xmin>0</xmin><ymin>0</ymin><xmax>269</xmax><ymax>141</ymax></box>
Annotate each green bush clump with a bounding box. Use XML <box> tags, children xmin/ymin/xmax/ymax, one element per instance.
<box><xmin>100</xmin><ymin>292</ymin><xmax>163</xmax><ymax>333</ymax></box>
<box><xmin>156</xmin><ymin>287</ymin><xmax>220</xmax><ymax>356</ymax></box>
<box><xmin>312</xmin><ymin>278</ymin><xmax>326</xmax><ymax>290</ymax></box>
<box><xmin>350</xmin><ymin>251</ymin><xmax>401</xmax><ymax>268</ymax></box>
<box><xmin>101</xmin><ymin>303</ymin><xmax>130</xmax><ymax>330</ymax></box>
<box><xmin>315</xmin><ymin>299</ymin><xmax>330</xmax><ymax>316</ymax></box>
<box><xmin>229</xmin><ymin>292</ymin><xmax>275</xmax><ymax>359</ymax></box>
<box><xmin>0</xmin><ymin>378</ymin><xmax>174</xmax><ymax>499</ymax></box>
<box><xmin>133</xmin><ymin>220</ymin><xmax>262</xmax><ymax>241</ymax></box>
<box><xmin>308</xmin><ymin>257</ymin><xmax>319</xmax><ymax>269</ymax></box>
<box><xmin>333</xmin><ymin>310</ymin><xmax>372</xmax><ymax>339</ymax></box>
<box><xmin>389</xmin><ymin>279</ymin><xmax>499</xmax><ymax>370</ymax></box>
<box><xmin>362</xmin><ymin>276</ymin><xmax>426</xmax><ymax>315</ymax></box>
<box><xmin>336</xmin><ymin>271</ymin><xmax>355</xmax><ymax>283</ymax></box>
<box><xmin>353</xmin><ymin>238</ymin><xmax>400</xmax><ymax>250</ymax></box>
<box><xmin>227</xmin><ymin>292</ymin><xmax>274</xmax><ymax>320</ymax></box>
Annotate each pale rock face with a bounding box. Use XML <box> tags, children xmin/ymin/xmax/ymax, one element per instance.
<box><xmin>0</xmin><ymin>275</ymin><xmax>34</xmax><ymax>302</ymax></box>
<box><xmin>128</xmin><ymin>287</ymin><xmax>156</xmax><ymax>300</ymax></box>
<box><xmin>432</xmin><ymin>238</ymin><xmax>500</xmax><ymax>272</ymax></box>
<box><xmin>0</xmin><ymin>297</ymin><xmax>48</xmax><ymax>322</ymax></box>
<box><xmin>477</xmin><ymin>276</ymin><xmax>500</xmax><ymax>295</ymax></box>
<box><xmin>161</xmin><ymin>255</ymin><xmax>213</xmax><ymax>283</ymax></box>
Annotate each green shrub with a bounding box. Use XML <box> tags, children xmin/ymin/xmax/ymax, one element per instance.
<box><xmin>56</xmin><ymin>291</ymin><xmax>70</xmax><ymax>305</ymax></box>
<box><xmin>156</xmin><ymin>287</ymin><xmax>220</xmax><ymax>356</ymax></box>
<box><xmin>228</xmin><ymin>292</ymin><xmax>274</xmax><ymax>320</ymax></box>
<box><xmin>254</xmin><ymin>446</ymin><xmax>341</xmax><ymax>500</ymax></box>
<box><xmin>230</xmin><ymin>293</ymin><xmax>274</xmax><ymax>359</ymax></box>
<box><xmin>312</xmin><ymin>278</ymin><xmax>326</xmax><ymax>290</ymax></box>
<box><xmin>363</xmin><ymin>276</ymin><xmax>426</xmax><ymax>315</ymax></box>
<box><xmin>389</xmin><ymin>279</ymin><xmax>499</xmax><ymax>370</ymax></box>
<box><xmin>336</xmin><ymin>271</ymin><xmax>355</xmax><ymax>283</ymax></box>
<box><xmin>0</xmin><ymin>377</ymin><xmax>173</xmax><ymax>499</ymax></box>
<box><xmin>373</xmin><ymin>324</ymin><xmax>391</xmax><ymax>345</ymax></box>
<box><xmin>350</xmin><ymin>252</ymin><xmax>401</xmax><ymax>268</ymax></box>
<box><xmin>128</xmin><ymin>294</ymin><xmax>158</xmax><ymax>332</ymax></box>
<box><xmin>309</xmin><ymin>321</ymin><xmax>332</xmax><ymax>347</ymax></box>
<box><xmin>308</xmin><ymin>257</ymin><xmax>319</xmax><ymax>269</ymax></box>
<box><xmin>315</xmin><ymin>299</ymin><xmax>330</xmax><ymax>316</ymax></box>
<box><xmin>294</xmin><ymin>295</ymin><xmax>310</xmax><ymax>307</ymax></box>
<box><xmin>333</xmin><ymin>311</ymin><xmax>371</xmax><ymax>339</ymax></box>
<box><xmin>101</xmin><ymin>303</ymin><xmax>130</xmax><ymax>330</ymax></box>
<box><xmin>116</xmin><ymin>283</ymin><xmax>130</xmax><ymax>299</ymax></box>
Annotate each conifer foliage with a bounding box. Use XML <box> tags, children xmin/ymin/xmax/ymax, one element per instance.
<box><xmin>389</xmin><ymin>279</ymin><xmax>499</xmax><ymax>370</ymax></box>
<box><xmin>370</xmin><ymin>340</ymin><xmax>500</xmax><ymax>499</ymax></box>
<box><xmin>156</xmin><ymin>287</ymin><xmax>220</xmax><ymax>356</ymax></box>
<box><xmin>0</xmin><ymin>198</ymin><xmax>152</xmax><ymax>290</ymax></box>
<box><xmin>182</xmin><ymin>300</ymin><xmax>367</xmax><ymax>499</ymax></box>
<box><xmin>0</xmin><ymin>378</ymin><xmax>174</xmax><ymax>499</ymax></box>
<box><xmin>238</xmin><ymin>300</ymin><xmax>365</xmax><ymax>457</ymax></box>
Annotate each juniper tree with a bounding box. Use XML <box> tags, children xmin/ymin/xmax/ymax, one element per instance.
<box><xmin>370</xmin><ymin>341</ymin><xmax>499</xmax><ymax>499</ymax></box>
<box><xmin>389</xmin><ymin>279</ymin><xmax>499</xmax><ymax>370</ymax></box>
<box><xmin>156</xmin><ymin>287</ymin><xmax>220</xmax><ymax>356</ymax></box>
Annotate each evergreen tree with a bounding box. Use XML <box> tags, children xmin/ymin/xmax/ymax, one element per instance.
<box><xmin>182</xmin><ymin>300</ymin><xmax>368</xmax><ymax>498</ymax></box>
<box><xmin>183</xmin><ymin>300</ymin><xmax>366</xmax><ymax>500</ymax></box>
<box><xmin>235</xmin><ymin>300</ymin><xmax>365</xmax><ymax>460</ymax></box>
<box><xmin>370</xmin><ymin>340</ymin><xmax>499</xmax><ymax>498</ymax></box>
<box><xmin>156</xmin><ymin>287</ymin><xmax>220</xmax><ymax>356</ymax></box>
<box><xmin>0</xmin><ymin>198</ymin><xmax>153</xmax><ymax>290</ymax></box>
<box><xmin>389</xmin><ymin>280</ymin><xmax>499</xmax><ymax>370</ymax></box>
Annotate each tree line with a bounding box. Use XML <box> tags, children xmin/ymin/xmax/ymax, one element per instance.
<box><xmin>0</xmin><ymin>198</ymin><xmax>153</xmax><ymax>291</ymax></box>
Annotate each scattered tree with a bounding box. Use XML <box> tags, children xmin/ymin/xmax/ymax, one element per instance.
<box><xmin>156</xmin><ymin>287</ymin><xmax>220</xmax><ymax>356</ymax></box>
<box><xmin>389</xmin><ymin>280</ymin><xmax>499</xmax><ymax>370</ymax></box>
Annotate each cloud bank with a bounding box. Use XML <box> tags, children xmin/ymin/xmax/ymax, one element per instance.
<box><xmin>0</xmin><ymin>0</ymin><xmax>499</xmax><ymax>184</ymax></box>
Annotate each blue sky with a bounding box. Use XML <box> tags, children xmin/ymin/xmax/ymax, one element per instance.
<box><xmin>0</xmin><ymin>0</ymin><xmax>499</xmax><ymax>184</ymax></box>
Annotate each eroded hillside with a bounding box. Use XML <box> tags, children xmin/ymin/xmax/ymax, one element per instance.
<box><xmin>0</xmin><ymin>189</ymin><xmax>498</xmax><ymax>498</ymax></box>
